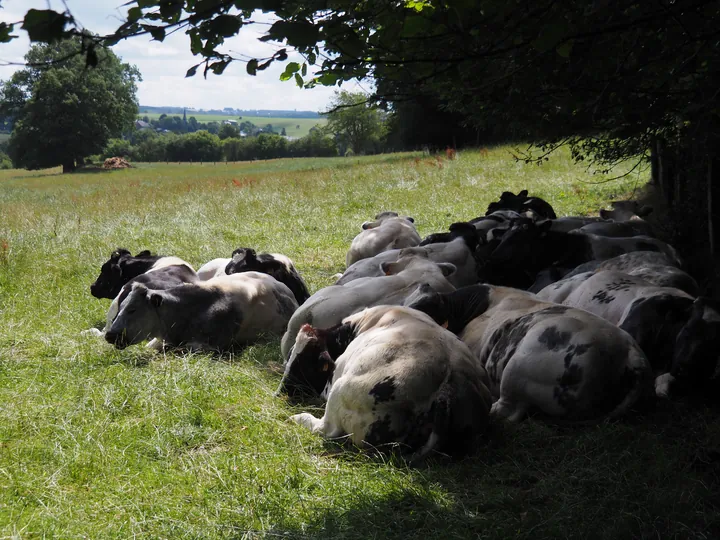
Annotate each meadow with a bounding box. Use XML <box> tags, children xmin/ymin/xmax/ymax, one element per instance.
<box><xmin>138</xmin><ymin>113</ymin><xmax>326</xmax><ymax>138</ymax></box>
<box><xmin>1</xmin><ymin>147</ymin><xmax>719</xmax><ymax>538</ymax></box>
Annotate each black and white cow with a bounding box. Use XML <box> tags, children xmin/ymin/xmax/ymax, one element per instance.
<box><xmin>281</xmin><ymin>251</ymin><xmax>457</xmax><ymax>358</ymax></box>
<box><xmin>407</xmin><ymin>284</ymin><xmax>653</xmax><ymax>422</ymax></box>
<box><xmin>196</xmin><ymin>258</ymin><xmax>230</xmax><ymax>281</ymax></box>
<box><xmin>224</xmin><ymin>248</ymin><xmax>310</xmax><ymax>305</ymax></box>
<box><xmin>482</xmin><ymin>220</ymin><xmax>681</xmax><ymax>288</ymax></box>
<box><xmin>278</xmin><ymin>305</ymin><xmax>493</xmax><ymax>459</ymax></box>
<box><xmin>105</xmin><ymin>272</ymin><xmax>298</xmax><ymax>352</ymax></box>
<box><xmin>486</xmin><ymin>190</ymin><xmax>557</xmax><ymax>220</ymax></box>
<box><xmin>346</xmin><ymin>212</ymin><xmax>421</xmax><ymax>267</ymax></box>
<box><xmin>90</xmin><ymin>248</ymin><xmax>194</xmax><ymax>299</ymax></box>
<box><xmin>536</xmin><ymin>270</ymin><xmax>720</xmax><ymax>397</ymax></box>
<box><xmin>549</xmin><ymin>216</ymin><xmax>606</xmax><ymax>234</ymax></box>
<box><xmin>339</xmin><ymin>225</ymin><xmax>478</xmax><ymax>288</ymax></box>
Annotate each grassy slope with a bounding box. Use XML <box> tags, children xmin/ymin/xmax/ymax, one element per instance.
<box><xmin>138</xmin><ymin>113</ymin><xmax>326</xmax><ymax>138</ymax></box>
<box><xmin>1</xmin><ymin>147</ymin><xmax>719</xmax><ymax>539</ymax></box>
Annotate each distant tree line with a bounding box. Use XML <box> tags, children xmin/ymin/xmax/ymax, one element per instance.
<box><xmin>141</xmin><ymin>114</ymin><xmax>284</xmax><ymax>137</ymax></box>
<box><xmin>102</xmin><ymin>128</ymin><xmax>337</xmax><ymax>163</ymax></box>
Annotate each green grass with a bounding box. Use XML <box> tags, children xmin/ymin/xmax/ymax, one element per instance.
<box><xmin>138</xmin><ymin>113</ymin><xmax>326</xmax><ymax>137</ymax></box>
<box><xmin>1</xmin><ymin>146</ymin><xmax>719</xmax><ymax>538</ymax></box>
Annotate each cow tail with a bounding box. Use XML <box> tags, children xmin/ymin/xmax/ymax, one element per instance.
<box><xmin>607</xmin><ymin>343</ymin><xmax>653</xmax><ymax>420</ymax></box>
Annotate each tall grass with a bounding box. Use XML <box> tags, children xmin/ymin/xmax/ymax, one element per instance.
<box><xmin>1</xmin><ymin>146</ymin><xmax>717</xmax><ymax>539</ymax></box>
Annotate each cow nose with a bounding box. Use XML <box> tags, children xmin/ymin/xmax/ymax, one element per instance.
<box><xmin>105</xmin><ymin>331</ymin><xmax>118</xmax><ymax>344</ymax></box>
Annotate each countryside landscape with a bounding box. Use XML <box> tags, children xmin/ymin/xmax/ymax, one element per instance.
<box><xmin>2</xmin><ymin>1</ymin><xmax>720</xmax><ymax>538</ymax></box>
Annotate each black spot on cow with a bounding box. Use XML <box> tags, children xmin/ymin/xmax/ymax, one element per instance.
<box><xmin>538</xmin><ymin>305</ymin><xmax>571</xmax><ymax>316</ymax></box>
<box><xmin>563</xmin><ymin>343</ymin><xmax>592</xmax><ymax>367</ymax></box>
<box><xmin>369</xmin><ymin>376</ymin><xmax>397</xmax><ymax>404</ymax></box>
<box><xmin>553</xmin><ymin>363</ymin><xmax>584</xmax><ymax>410</ymax></box>
<box><xmin>636</xmin><ymin>241</ymin><xmax>660</xmax><ymax>253</ymax></box>
<box><xmin>538</xmin><ymin>326</ymin><xmax>572</xmax><ymax>351</ymax></box>
<box><xmin>592</xmin><ymin>290</ymin><xmax>615</xmax><ymax>304</ymax></box>
<box><xmin>606</xmin><ymin>279</ymin><xmax>634</xmax><ymax>292</ymax></box>
<box><xmin>484</xmin><ymin>315</ymin><xmax>534</xmax><ymax>381</ymax></box>
<box><xmin>365</xmin><ymin>414</ymin><xmax>396</xmax><ymax>447</ymax></box>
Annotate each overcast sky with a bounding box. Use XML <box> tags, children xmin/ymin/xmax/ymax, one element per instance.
<box><xmin>0</xmin><ymin>0</ymin><xmax>360</xmax><ymax>112</ymax></box>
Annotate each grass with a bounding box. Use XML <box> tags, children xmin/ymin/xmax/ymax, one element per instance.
<box><xmin>138</xmin><ymin>113</ymin><xmax>326</xmax><ymax>138</ymax></box>
<box><xmin>1</xmin><ymin>145</ymin><xmax>719</xmax><ymax>538</ymax></box>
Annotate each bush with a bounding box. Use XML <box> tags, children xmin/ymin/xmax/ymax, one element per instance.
<box><xmin>102</xmin><ymin>139</ymin><xmax>132</xmax><ymax>160</ymax></box>
<box><xmin>0</xmin><ymin>151</ymin><xmax>12</xmax><ymax>169</ymax></box>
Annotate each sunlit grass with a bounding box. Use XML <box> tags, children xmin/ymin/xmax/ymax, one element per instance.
<box><xmin>1</xmin><ymin>146</ymin><xmax>717</xmax><ymax>538</ymax></box>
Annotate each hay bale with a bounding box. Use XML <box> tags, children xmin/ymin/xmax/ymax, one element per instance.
<box><xmin>103</xmin><ymin>157</ymin><xmax>133</xmax><ymax>169</ymax></box>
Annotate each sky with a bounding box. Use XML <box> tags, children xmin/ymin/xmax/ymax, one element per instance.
<box><xmin>0</xmin><ymin>0</ymin><xmax>362</xmax><ymax>112</ymax></box>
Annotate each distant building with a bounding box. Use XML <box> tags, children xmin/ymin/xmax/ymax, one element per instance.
<box><xmin>222</xmin><ymin>119</ymin><xmax>238</xmax><ymax>125</ymax></box>
<box><xmin>135</xmin><ymin>120</ymin><xmax>152</xmax><ymax>130</ymax></box>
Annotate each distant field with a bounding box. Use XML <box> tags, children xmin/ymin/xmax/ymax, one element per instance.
<box><xmin>138</xmin><ymin>113</ymin><xmax>326</xmax><ymax>137</ymax></box>
<box><xmin>3</xmin><ymin>148</ymin><xmax>718</xmax><ymax>539</ymax></box>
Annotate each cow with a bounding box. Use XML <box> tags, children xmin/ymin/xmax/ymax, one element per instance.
<box><xmin>225</xmin><ymin>248</ymin><xmax>311</xmax><ymax>305</ymax></box>
<box><xmin>407</xmin><ymin>284</ymin><xmax>653</xmax><ymax>422</ymax></box>
<box><xmin>536</xmin><ymin>270</ymin><xmax>720</xmax><ymax>397</ymax></box>
<box><xmin>196</xmin><ymin>258</ymin><xmax>230</xmax><ymax>280</ymax></box>
<box><xmin>481</xmin><ymin>219</ymin><xmax>681</xmax><ymax>288</ymax></box>
<box><xmin>278</xmin><ymin>305</ymin><xmax>493</xmax><ymax>460</ymax></box>
<box><xmin>90</xmin><ymin>248</ymin><xmax>195</xmax><ymax>299</ymax></box>
<box><xmin>577</xmin><ymin>221</ymin><xmax>654</xmax><ymax>238</ymax></box>
<box><xmin>281</xmin><ymin>251</ymin><xmax>457</xmax><ymax>358</ymax></box>
<box><xmin>600</xmin><ymin>201</ymin><xmax>653</xmax><ymax>221</ymax></box>
<box><xmin>339</xmin><ymin>225</ymin><xmax>478</xmax><ymax>288</ymax></box>
<box><xmin>105</xmin><ymin>272</ymin><xmax>298</xmax><ymax>352</ymax></box>
<box><xmin>550</xmin><ymin>216</ymin><xmax>606</xmax><ymax>234</ymax></box>
<box><xmin>486</xmin><ymin>190</ymin><xmax>557</xmax><ymax>219</ymax></box>
<box><xmin>346</xmin><ymin>212</ymin><xmax>421</xmax><ymax>267</ymax></box>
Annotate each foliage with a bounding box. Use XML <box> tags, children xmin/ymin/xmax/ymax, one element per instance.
<box><xmin>102</xmin><ymin>138</ymin><xmax>133</xmax><ymax>160</ymax></box>
<box><xmin>324</xmin><ymin>91</ymin><xmax>386</xmax><ymax>155</ymax></box>
<box><xmin>1</xmin><ymin>36</ymin><xmax>139</xmax><ymax>173</ymax></box>
<box><xmin>4</xmin><ymin>148</ymin><xmax>718</xmax><ymax>538</ymax></box>
<box><xmin>0</xmin><ymin>151</ymin><xmax>11</xmax><ymax>169</ymax></box>
<box><xmin>218</xmin><ymin>123</ymin><xmax>240</xmax><ymax>140</ymax></box>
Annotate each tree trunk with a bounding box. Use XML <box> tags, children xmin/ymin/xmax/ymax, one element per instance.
<box><xmin>62</xmin><ymin>159</ymin><xmax>76</xmax><ymax>174</ymax></box>
<box><xmin>709</xmin><ymin>157</ymin><xmax>720</xmax><ymax>257</ymax></box>
<box><xmin>650</xmin><ymin>137</ymin><xmax>659</xmax><ymax>185</ymax></box>
<box><xmin>76</xmin><ymin>156</ymin><xmax>86</xmax><ymax>167</ymax></box>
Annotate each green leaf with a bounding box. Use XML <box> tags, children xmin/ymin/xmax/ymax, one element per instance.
<box><xmin>556</xmin><ymin>40</ymin><xmax>573</xmax><ymax>58</ymax></box>
<box><xmin>190</xmin><ymin>33</ymin><xmax>203</xmax><ymax>55</ymax></box>
<box><xmin>142</xmin><ymin>24</ymin><xmax>166</xmax><ymax>41</ymax></box>
<box><xmin>186</xmin><ymin>65</ymin><xmax>199</xmax><ymax>77</ymax></box>
<box><xmin>294</xmin><ymin>73</ymin><xmax>304</xmax><ymax>88</ymax></box>
<box><xmin>210</xmin><ymin>60</ymin><xmax>229</xmax><ymax>75</ymax></box>
<box><xmin>257</xmin><ymin>59</ymin><xmax>273</xmax><ymax>71</ymax></box>
<box><xmin>22</xmin><ymin>9</ymin><xmax>70</xmax><ymax>44</ymax></box>
<box><xmin>127</xmin><ymin>7</ymin><xmax>143</xmax><ymax>23</ymax></box>
<box><xmin>267</xmin><ymin>21</ymin><xmax>319</xmax><ymax>49</ymax></box>
<box><xmin>0</xmin><ymin>22</ymin><xmax>16</xmax><ymax>43</ymax></box>
<box><xmin>209</xmin><ymin>15</ymin><xmax>242</xmax><ymax>37</ymax></box>
<box><xmin>280</xmin><ymin>61</ymin><xmax>301</xmax><ymax>81</ymax></box>
<box><xmin>246</xmin><ymin>58</ymin><xmax>258</xmax><ymax>76</ymax></box>
<box><xmin>301</xmin><ymin>63</ymin><xmax>307</xmax><ymax>76</ymax></box>
<box><xmin>308</xmin><ymin>51</ymin><xmax>316</xmax><ymax>65</ymax></box>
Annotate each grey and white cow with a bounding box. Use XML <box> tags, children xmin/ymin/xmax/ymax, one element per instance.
<box><xmin>281</xmin><ymin>251</ymin><xmax>456</xmax><ymax>358</ymax></box>
<box><xmin>346</xmin><ymin>211</ymin><xmax>421</xmax><ymax>267</ymax></box>
<box><xmin>536</xmin><ymin>270</ymin><xmax>720</xmax><ymax>397</ymax></box>
<box><xmin>337</xmin><ymin>232</ymin><xmax>477</xmax><ymax>288</ymax></box>
<box><xmin>105</xmin><ymin>272</ymin><xmax>298</xmax><ymax>352</ymax></box>
<box><xmin>278</xmin><ymin>305</ymin><xmax>493</xmax><ymax>459</ymax></box>
<box><xmin>407</xmin><ymin>284</ymin><xmax>653</xmax><ymax>422</ymax></box>
<box><xmin>196</xmin><ymin>258</ymin><xmax>230</xmax><ymax>280</ymax></box>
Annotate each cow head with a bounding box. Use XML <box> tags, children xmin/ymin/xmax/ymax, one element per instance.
<box><xmin>600</xmin><ymin>201</ymin><xmax>654</xmax><ymax>221</ymax></box>
<box><xmin>380</xmin><ymin>251</ymin><xmax>456</xmax><ymax>279</ymax></box>
<box><xmin>277</xmin><ymin>324</ymin><xmax>336</xmax><ymax>399</ymax></box>
<box><xmin>361</xmin><ymin>212</ymin><xmax>414</xmax><ymax>230</ymax></box>
<box><xmin>489</xmin><ymin>219</ymin><xmax>552</xmax><ymax>266</ymax></box>
<box><xmin>105</xmin><ymin>282</ymin><xmax>165</xmax><ymax>349</ymax></box>
<box><xmin>90</xmin><ymin>248</ymin><xmax>159</xmax><ymax>299</ymax></box>
<box><xmin>404</xmin><ymin>283</ymin><xmax>450</xmax><ymax>327</ymax></box>
<box><xmin>671</xmin><ymin>298</ymin><xmax>720</xmax><ymax>392</ymax></box>
<box><xmin>225</xmin><ymin>247</ymin><xmax>259</xmax><ymax>275</ymax></box>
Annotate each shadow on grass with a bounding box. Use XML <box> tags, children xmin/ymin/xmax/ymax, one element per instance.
<box><xmin>262</xmin><ymin>399</ymin><xmax>720</xmax><ymax>540</ymax></box>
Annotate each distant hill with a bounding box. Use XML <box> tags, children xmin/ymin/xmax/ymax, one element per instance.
<box><xmin>138</xmin><ymin>106</ymin><xmax>322</xmax><ymax>119</ymax></box>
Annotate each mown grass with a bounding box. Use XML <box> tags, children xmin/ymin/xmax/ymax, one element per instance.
<box><xmin>138</xmin><ymin>113</ymin><xmax>326</xmax><ymax>138</ymax></box>
<box><xmin>1</xmin><ymin>146</ymin><xmax>719</xmax><ymax>538</ymax></box>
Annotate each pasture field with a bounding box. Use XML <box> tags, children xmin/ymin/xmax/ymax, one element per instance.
<box><xmin>1</xmin><ymin>147</ymin><xmax>719</xmax><ymax>538</ymax></box>
<box><xmin>138</xmin><ymin>113</ymin><xmax>326</xmax><ymax>137</ymax></box>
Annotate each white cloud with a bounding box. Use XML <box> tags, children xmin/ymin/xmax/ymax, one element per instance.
<box><xmin>0</xmin><ymin>0</ymin><xmax>361</xmax><ymax>110</ymax></box>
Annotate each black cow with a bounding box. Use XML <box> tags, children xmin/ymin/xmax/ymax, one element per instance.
<box><xmin>486</xmin><ymin>190</ymin><xmax>557</xmax><ymax>220</ymax></box>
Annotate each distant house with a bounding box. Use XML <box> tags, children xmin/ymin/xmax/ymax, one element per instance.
<box><xmin>222</xmin><ymin>119</ymin><xmax>238</xmax><ymax>125</ymax></box>
<box><xmin>135</xmin><ymin>120</ymin><xmax>152</xmax><ymax>130</ymax></box>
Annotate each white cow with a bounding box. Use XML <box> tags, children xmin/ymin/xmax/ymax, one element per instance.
<box><xmin>346</xmin><ymin>211</ymin><xmax>421</xmax><ymax>267</ymax></box>
<box><xmin>278</xmin><ymin>306</ymin><xmax>493</xmax><ymax>459</ymax></box>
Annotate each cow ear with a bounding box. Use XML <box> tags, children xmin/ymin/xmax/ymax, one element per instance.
<box><xmin>319</xmin><ymin>350</ymin><xmax>335</xmax><ymax>372</ymax></box>
<box><xmin>380</xmin><ymin>261</ymin><xmax>397</xmax><ymax>275</ymax></box>
<box><xmin>406</xmin><ymin>217</ymin><xmax>415</xmax><ymax>223</ymax></box>
<box><xmin>519</xmin><ymin>189</ymin><xmax>528</xmax><ymax>198</ymax></box>
<box><xmin>111</xmin><ymin>249</ymin><xmax>128</xmax><ymax>261</ymax></box>
<box><xmin>148</xmin><ymin>292</ymin><xmax>164</xmax><ymax>307</ymax></box>
<box><xmin>135</xmin><ymin>250</ymin><xmax>151</xmax><ymax>257</ymax></box>
<box><xmin>599</xmin><ymin>209</ymin><xmax>610</xmax><ymax>219</ymax></box>
<box><xmin>438</xmin><ymin>262</ymin><xmax>457</xmax><ymax>277</ymax></box>
<box><xmin>362</xmin><ymin>220</ymin><xmax>379</xmax><ymax>230</ymax></box>
<box><xmin>637</xmin><ymin>205</ymin><xmax>653</xmax><ymax>217</ymax></box>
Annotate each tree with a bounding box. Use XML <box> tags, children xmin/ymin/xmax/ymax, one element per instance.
<box><xmin>1</xmin><ymin>36</ymin><xmax>139</xmax><ymax>173</ymax></box>
<box><xmin>218</xmin><ymin>123</ymin><xmax>240</xmax><ymax>140</ymax></box>
<box><xmin>324</xmin><ymin>91</ymin><xmax>385</xmax><ymax>155</ymax></box>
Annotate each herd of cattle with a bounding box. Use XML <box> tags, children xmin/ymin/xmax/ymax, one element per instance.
<box><xmin>86</xmin><ymin>189</ymin><xmax>720</xmax><ymax>461</ymax></box>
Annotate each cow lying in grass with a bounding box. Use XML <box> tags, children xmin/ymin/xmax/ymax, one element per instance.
<box><xmin>105</xmin><ymin>272</ymin><xmax>298</xmax><ymax>352</ymax></box>
<box><xmin>407</xmin><ymin>284</ymin><xmax>653</xmax><ymax>422</ymax></box>
<box><xmin>278</xmin><ymin>305</ymin><xmax>492</xmax><ymax>460</ymax></box>
<box><xmin>346</xmin><ymin>211</ymin><xmax>421</xmax><ymax>267</ymax></box>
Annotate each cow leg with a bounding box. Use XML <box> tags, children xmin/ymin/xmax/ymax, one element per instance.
<box><xmin>103</xmin><ymin>296</ymin><xmax>120</xmax><ymax>331</ymax></box>
<box><xmin>146</xmin><ymin>338</ymin><xmax>164</xmax><ymax>351</ymax></box>
<box><xmin>290</xmin><ymin>412</ymin><xmax>326</xmax><ymax>435</ymax></box>
<box><xmin>491</xmin><ymin>399</ymin><xmax>528</xmax><ymax>422</ymax></box>
<box><xmin>655</xmin><ymin>372</ymin><xmax>675</xmax><ymax>398</ymax></box>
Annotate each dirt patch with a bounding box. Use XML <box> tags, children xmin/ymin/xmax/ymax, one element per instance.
<box><xmin>103</xmin><ymin>157</ymin><xmax>133</xmax><ymax>169</ymax></box>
